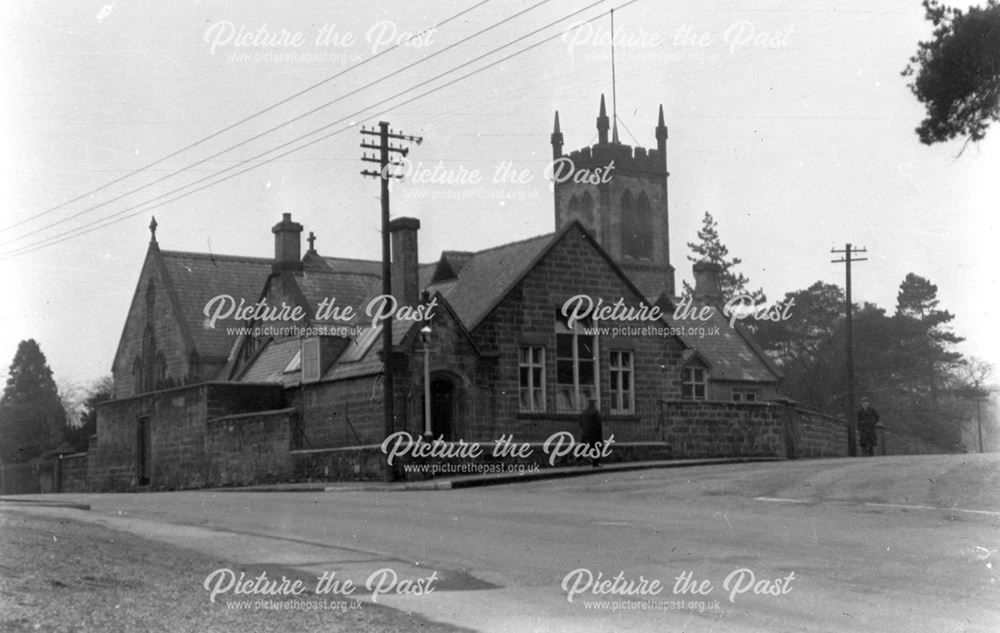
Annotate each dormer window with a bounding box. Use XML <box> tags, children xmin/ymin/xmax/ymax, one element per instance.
<box><xmin>681</xmin><ymin>366</ymin><xmax>707</xmax><ymax>400</ymax></box>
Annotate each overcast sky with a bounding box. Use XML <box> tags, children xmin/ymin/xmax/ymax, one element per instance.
<box><xmin>2</xmin><ymin>0</ymin><xmax>997</xmax><ymax>392</ymax></box>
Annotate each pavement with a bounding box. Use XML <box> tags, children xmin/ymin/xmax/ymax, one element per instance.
<box><xmin>206</xmin><ymin>456</ymin><xmax>782</xmax><ymax>492</ymax></box>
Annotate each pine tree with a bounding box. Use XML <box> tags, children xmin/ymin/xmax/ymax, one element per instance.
<box><xmin>902</xmin><ymin>0</ymin><xmax>1000</xmax><ymax>149</ymax></box>
<box><xmin>0</xmin><ymin>339</ymin><xmax>65</xmax><ymax>462</ymax></box>
<box><xmin>684</xmin><ymin>211</ymin><xmax>765</xmax><ymax>303</ymax></box>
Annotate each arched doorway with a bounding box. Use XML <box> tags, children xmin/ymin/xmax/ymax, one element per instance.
<box><xmin>430</xmin><ymin>377</ymin><xmax>455</xmax><ymax>441</ymax></box>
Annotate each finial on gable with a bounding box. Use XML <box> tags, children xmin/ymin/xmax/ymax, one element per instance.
<box><xmin>307</xmin><ymin>231</ymin><xmax>317</xmax><ymax>253</ymax></box>
<box><xmin>149</xmin><ymin>216</ymin><xmax>158</xmax><ymax>244</ymax></box>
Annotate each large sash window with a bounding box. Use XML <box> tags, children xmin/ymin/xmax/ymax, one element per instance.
<box><xmin>555</xmin><ymin>312</ymin><xmax>598</xmax><ymax>412</ymax></box>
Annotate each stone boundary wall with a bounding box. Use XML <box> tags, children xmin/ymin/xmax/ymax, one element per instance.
<box><xmin>791</xmin><ymin>407</ymin><xmax>849</xmax><ymax>458</ymax></box>
<box><xmin>288</xmin><ymin>440</ymin><xmax>674</xmax><ymax>482</ymax></box>
<box><xmin>0</xmin><ymin>463</ymin><xmax>39</xmax><ymax>494</ymax></box>
<box><xmin>58</xmin><ymin>453</ymin><xmax>89</xmax><ymax>493</ymax></box>
<box><xmin>205</xmin><ymin>408</ymin><xmax>298</xmax><ymax>487</ymax></box>
<box><xmin>659</xmin><ymin>400</ymin><xmax>786</xmax><ymax>458</ymax></box>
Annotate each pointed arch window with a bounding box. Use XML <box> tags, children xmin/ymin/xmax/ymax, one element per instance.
<box><xmin>155</xmin><ymin>352</ymin><xmax>167</xmax><ymax>388</ymax></box>
<box><xmin>140</xmin><ymin>326</ymin><xmax>157</xmax><ymax>393</ymax></box>
<box><xmin>145</xmin><ymin>279</ymin><xmax>156</xmax><ymax>314</ymax></box>
<box><xmin>622</xmin><ymin>190</ymin><xmax>653</xmax><ymax>260</ymax></box>
<box><xmin>133</xmin><ymin>357</ymin><xmax>143</xmax><ymax>395</ymax></box>
<box><xmin>188</xmin><ymin>351</ymin><xmax>200</xmax><ymax>383</ymax></box>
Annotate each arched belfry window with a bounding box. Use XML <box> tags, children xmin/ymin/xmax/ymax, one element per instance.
<box><xmin>622</xmin><ymin>190</ymin><xmax>653</xmax><ymax>260</ymax></box>
<box><xmin>566</xmin><ymin>192</ymin><xmax>596</xmax><ymax>233</ymax></box>
<box><xmin>620</xmin><ymin>190</ymin><xmax>633</xmax><ymax>216</ymax></box>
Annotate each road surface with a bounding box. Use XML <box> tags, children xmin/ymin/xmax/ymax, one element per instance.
<box><xmin>4</xmin><ymin>454</ymin><xmax>999</xmax><ymax>632</ymax></box>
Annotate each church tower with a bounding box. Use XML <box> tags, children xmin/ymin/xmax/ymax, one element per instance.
<box><xmin>551</xmin><ymin>96</ymin><xmax>674</xmax><ymax>298</ymax></box>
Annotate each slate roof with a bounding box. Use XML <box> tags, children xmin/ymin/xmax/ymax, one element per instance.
<box><xmin>677</xmin><ymin>302</ymin><xmax>782</xmax><ymax>382</ymax></box>
<box><xmin>426</xmin><ymin>232</ymin><xmax>555</xmax><ymax>330</ymax></box>
<box><xmin>168</xmin><ymin>221</ymin><xmax>778</xmax><ymax>387</ymax></box>
<box><xmin>238</xmin><ymin>338</ymin><xmax>302</xmax><ymax>387</ymax></box>
<box><xmin>294</xmin><ymin>269</ymin><xmax>380</xmax><ymax>326</ymax></box>
<box><xmin>157</xmin><ymin>250</ymin><xmax>272</xmax><ymax>360</ymax></box>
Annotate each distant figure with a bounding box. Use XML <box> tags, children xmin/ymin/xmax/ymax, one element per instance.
<box><xmin>857</xmin><ymin>396</ymin><xmax>880</xmax><ymax>457</ymax></box>
<box><xmin>579</xmin><ymin>398</ymin><xmax>604</xmax><ymax>468</ymax></box>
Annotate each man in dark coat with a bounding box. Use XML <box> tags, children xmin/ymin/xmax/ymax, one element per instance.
<box><xmin>579</xmin><ymin>398</ymin><xmax>603</xmax><ymax>468</ymax></box>
<box><xmin>857</xmin><ymin>396</ymin><xmax>880</xmax><ymax>457</ymax></box>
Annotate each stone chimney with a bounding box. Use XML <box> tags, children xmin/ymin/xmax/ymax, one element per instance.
<box><xmin>271</xmin><ymin>213</ymin><xmax>303</xmax><ymax>274</ymax></box>
<box><xmin>692</xmin><ymin>261</ymin><xmax>723</xmax><ymax>302</ymax></box>
<box><xmin>389</xmin><ymin>217</ymin><xmax>420</xmax><ymax>306</ymax></box>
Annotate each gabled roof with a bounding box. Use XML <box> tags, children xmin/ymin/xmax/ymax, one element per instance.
<box><xmin>670</xmin><ymin>297</ymin><xmax>783</xmax><ymax>383</ymax></box>
<box><xmin>150</xmin><ymin>218</ymin><xmax>779</xmax><ymax>389</ymax></box>
<box><xmin>430</xmin><ymin>251</ymin><xmax>474</xmax><ymax>284</ymax></box>
<box><xmin>427</xmin><ymin>231</ymin><xmax>556</xmax><ymax>331</ymax></box>
<box><xmin>291</xmin><ymin>269</ymin><xmax>380</xmax><ymax>326</ymax></box>
<box><xmin>157</xmin><ymin>249</ymin><xmax>272</xmax><ymax>360</ymax></box>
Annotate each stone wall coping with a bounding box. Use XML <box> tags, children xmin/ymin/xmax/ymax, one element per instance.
<box><xmin>58</xmin><ymin>453</ymin><xmax>88</xmax><ymax>460</ymax></box>
<box><xmin>292</xmin><ymin>445</ymin><xmax>383</xmax><ymax>455</ymax></box>
<box><xmin>516</xmin><ymin>412</ymin><xmax>641</xmax><ymax>422</ymax></box>
<box><xmin>660</xmin><ymin>399</ymin><xmax>779</xmax><ymax>408</ymax></box>
<box><xmin>290</xmin><ymin>440</ymin><xmax>671</xmax><ymax>456</ymax></box>
<box><xmin>795</xmin><ymin>406</ymin><xmax>847</xmax><ymax>424</ymax></box>
<box><xmin>208</xmin><ymin>407</ymin><xmax>299</xmax><ymax>424</ymax></box>
<box><xmin>99</xmin><ymin>381</ymin><xmax>282</xmax><ymax>407</ymax></box>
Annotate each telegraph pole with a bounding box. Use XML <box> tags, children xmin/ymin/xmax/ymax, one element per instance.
<box><xmin>831</xmin><ymin>243</ymin><xmax>867</xmax><ymax>457</ymax></box>
<box><xmin>361</xmin><ymin>121</ymin><xmax>422</xmax><ymax>480</ymax></box>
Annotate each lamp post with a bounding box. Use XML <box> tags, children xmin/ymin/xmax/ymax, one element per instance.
<box><xmin>421</xmin><ymin>325</ymin><xmax>432</xmax><ymax>439</ymax></box>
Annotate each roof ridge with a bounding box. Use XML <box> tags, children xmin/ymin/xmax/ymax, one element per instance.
<box><xmin>468</xmin><ymin>230</ymin><xmax>556</xmax><ymax>256</ymax></box>
<box><xmin>159</xmin><ymin>249</ymin><xmax>273</xmax><ymax>264</ymax></box>
<box><xmin>321</xmin><ymin>255</ymin><xmax>381</xmax><ymax>265</ymax></box>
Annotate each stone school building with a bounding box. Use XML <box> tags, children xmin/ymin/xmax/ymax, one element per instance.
<box><xmin>79</xmin><ymin>98</ymin><xmax>853</xmax><ymax>491</ymax></box>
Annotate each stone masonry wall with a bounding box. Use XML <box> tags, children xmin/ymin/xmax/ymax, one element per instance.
<box><xmin>792</xmin><ymin>407</ymin><xmax>850</xmax><ymax>458</ymax></box>
<box><xmin>472</xmin><ymin>226</ymin><xmax>686</xmax><ymax>444</ymax></box>
<box><xmin>91</xmin><ymin>382</ymin><xmax>284</xmax><ymax>491</ymax></box>
<box><xmin>57</xmin><ymin>453</ymin><xmax>90</xmax><ymax>492</ymax></box>
<box><xmin>205</xmin><ymin>408</ymin><xmax>297</xmax><ymax>486</ymax></box>
<box><xmin>661</xmin><ymin>400</ymin><xmax>786</xmax><ymax>458</ymax></box>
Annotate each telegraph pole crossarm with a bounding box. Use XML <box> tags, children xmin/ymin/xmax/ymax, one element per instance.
<box><xmin>360</xmin><ymin>121</ymin><xmax>423</xmax><ymax>481</ymax></box>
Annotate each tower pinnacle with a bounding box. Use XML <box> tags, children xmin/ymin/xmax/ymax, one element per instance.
<box><xmin>597</xmin><ymin>94</ymin><xmax>610</xmax><ymax>144</ymax></box>
<box><xmin>551</xmin><ymin>111</ymin><xmax>564</xmax><ymax>159</ymax></box>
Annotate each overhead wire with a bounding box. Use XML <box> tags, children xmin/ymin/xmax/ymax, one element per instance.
<box><xmin>0</xmin><ymin>0</ymin><xmax>493</xmax><ymax>235</ymax></box>
<box><xmin>3</xmin><ymin>0</ymin><xmax>643</xmax><ymax>260</ymax></box>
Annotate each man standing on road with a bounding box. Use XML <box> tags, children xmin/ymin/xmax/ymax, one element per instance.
<box><xmin>857</xmin><ymin>396</ymin><xmax>880</xmax><ymax>457</ymax></box>
<box><xmin>579</xmin><ymin>398</ymin><xmax>603</xmax><ymax>468</ymax></box>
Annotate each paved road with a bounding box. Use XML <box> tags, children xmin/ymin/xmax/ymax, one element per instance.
<box><xmin>6</xmin><ymin>454</ymin><xmax>1000</xmax><ymax>632</ymax></box>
